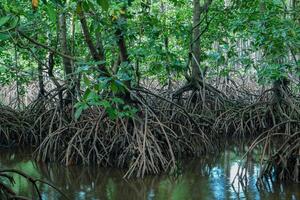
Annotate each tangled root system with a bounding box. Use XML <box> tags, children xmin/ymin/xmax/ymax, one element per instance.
<box><xmin>226</xmin><ymin>87</ymin><xmax>300</xmax><ymax>182</ymax></box>
<box><xmin>1</xmin><ymin>83</ymin><xmax>299</xmax><ymax>182</ymax></box>
<box><xmin>214</xmin><ymin>87</ymin><xmax>300</xmax><ymax>137</ymax></box>
<box><xmin>0</xmin><ymin>105</ymin><xmax>34</xmax><ymax>147</ymax></box>
<box><xmin>34</xmin><ymin>92</ymin><xmax>212</xmax><ymax>178</ymax></box>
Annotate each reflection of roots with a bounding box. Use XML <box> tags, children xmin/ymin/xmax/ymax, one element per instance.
<box><xmin>225</xmin><ymin>88</ymin><xmax>300</xmax><ymax>182</ymax></box>
<box><xmin>34</xmin><ymin>94</ymin><xmax>212</xmax><ymax>178</ymax></box>
<box><xmin>0</xmin><ymin>168</ymin><xmax>67</xmax><ymax>199</ymax></box>
<box><xmin>245</xmin><ymin>122</ymin><xmax>300</xmax><ymax>182</ymax></box>
<box><xmin>3</xmin><ymin>83</ymin><xmax>298</xmax><ymax>181</ymax></box>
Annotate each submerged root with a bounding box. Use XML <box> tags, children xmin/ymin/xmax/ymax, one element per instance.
<box><xmin>228</xmin><ymin>87</ymin><xmax>300</xmax><ymax>182</ymax></box>
<box><xmin>246</xmin><ymin>121</ymin><xmax>300</xmax><ymax>182</ymax></box>
<box><xmin>0</xmin><ymin>87</ymin><xmax>214</xmax><ymax>178</ymax></box>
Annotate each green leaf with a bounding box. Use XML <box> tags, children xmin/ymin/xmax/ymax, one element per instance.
<box><xmin>83</xmin><ymin>75</ymin><xmax>91</xmax><ymax>86</ymax></box>
<box><xmin>96</xmin><ymin>0</ymin><xmax>109</xmax><ymax>11</ymax></box>
<box><xmin>74</xmin><ymin>102</ymin><xmax>89</xmax><ymax>119</ymax></box>
<box><xmin>111</xmin><ymin>97</ymin><xmax>124</xmax><ymax>105</ymax></box>
<box><xmin>46</xmin><ymin>5</ymin><xmax>57</xmax><ymax>23</ymax></box>
<box><xmin>75</xmin><ymin>106</ymin><xmax>84</xmax><ymax>120</ymax></box>
<box><xmin>74</xmin><ymin>102</ymin><xmax>82</xmax><ymax>108</ymax></box>
<box><xmin>107</xmin><ymin>107</ymin><xmax>117</xmax><ymax>119</ymax></box>
<box><xmin>83</xmin><ymin>88</ymin><xmax>91</xmax><ymax>100</ymax></box>
<box><xmin>110</xmin><ymin>81</ymin><xmax>119</xmax><ymax>93</ymax></box>
<box><xmin>0</xmin><ymin>33</ymin><xmax>10</xmax><ymax>41</ymax></box>
<box><xmin>98</xmin><ymin>100</ymin><xmax>111</xmax><ymax>108</ymax></box>
<box><xmin>9</xmin><ymin>17</ymin><xmax>19</xmax><ymax>29</ymax></box>
<box><xmin>0</xmin><ymin>16</ymin><xmax>10</xmax><ymax>27</ymax></box>
<box><xmin>0</xmin><ymin>66</ymin><xmax>6</xmax><ymax>73</ymax></box>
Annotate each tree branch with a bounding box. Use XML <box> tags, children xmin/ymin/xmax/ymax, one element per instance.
<box><xmin>17</xmin><ymin>30</ymin><xmax>77</xmax><ymax>61</ymax></box>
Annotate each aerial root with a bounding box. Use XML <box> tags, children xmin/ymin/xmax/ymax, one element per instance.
<box><xmin>0</xmin><ymin>105</ymin><xmax>33</xmax><ymax>147</ymax></box>
<box><xmin>0</xmin><ymin>88</ymin><xmax>214</xmax><ymax>178</ymax></box>
<box><xmin>34</xmin><ymin>95</ymin><xmax>212</xmax><ymax>178</ymax></box>
<box><xmin>228</xmin><ymin>89</ymin><xmax>300</xmax><ymax>183</ymax></box>
<box><xmin>234</xmin><ymin>126</ymin><xmax>300</xmax><ymax>184</ymax></box>
<box><xmin>214</xmin><ymin>87</ymin><xmax>300</xmax><ymax>137</ymax></box>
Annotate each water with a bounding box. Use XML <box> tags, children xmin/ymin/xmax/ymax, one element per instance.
<box><xmin>0</xmin><ymin>144</ymin><xmax>299</xmax><ymax>200</ymax></box>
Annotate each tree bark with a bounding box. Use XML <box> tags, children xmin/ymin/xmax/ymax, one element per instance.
<box><xmin>191</xmin><ymin>0</ymin><xmax>202</xmax><ymax>82</ymax></box>
<box><xmin>114</xmin><ymin>10</ymin><xmax>132</xmax><ymax>91</ymax></box>
<box><xmin>58</xmin><ymin>12</ymin><xmax>74</xmax><ymax>105</ymax></box>
<box><xmin>115</xmin><ymin>28</ymin><xmax>129</xmax><ymax>63</ymax></box>
<box><xmin>77</xmin><ymin>6</ymin><xmax>107</xmax><ymax>75</ymax></box>
<box><xmin>191</xmin><ymin>0</ymin><xmax>212</xmax><ymax>82</ymax></box>
<box><xmin>37</xmin><ymin>62</ymin><xmax>45</xmax><ymax>97</ymax></box>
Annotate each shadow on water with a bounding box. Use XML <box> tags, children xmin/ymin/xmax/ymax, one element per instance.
<box><xmin>0</xmin><ymin>142</ymin><xmax>299</xmax><ymax>200</ymax></box>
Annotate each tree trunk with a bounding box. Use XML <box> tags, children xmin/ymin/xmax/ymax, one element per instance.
<box><xmin>58</xmin><ymin>12</ymin><xmax>74</xmax><ymax>105</ymax></box>
<box><xmin>37</xmin><ymin>62</ymin><xmax>45</xmax><ymax>97</ymax></box>
<box><xmin>77</xmin><ymin>6</ymin><xmax>107</xmax><ymax>75</ymax></box>
<box><xmin>115</xmin><ymin>27</ymin><xmax>129</xmax><ymax>64</ymax></box>
<box><xmin>191</xmin><ymin>0</ymin><xmax>213</xmax><ymax>82</ymax></box>
<box><xmin>191</xmin><ymin>0</ymin><xmax>202</xmax><ymax>82</ymax></box>
<box><xmin>161</xmin><ymin>1</ymin><xmax>172</xmax><ymax>89</ymax></box>
<box><xmin>34</xmin><ymin>33</ymin><xmax>45</xmax><ymax>98</ymax></box>
<box><xmin>114</xmin><ymin>10</ymin><xmax>132</xmax><ymax>92</ymax></box>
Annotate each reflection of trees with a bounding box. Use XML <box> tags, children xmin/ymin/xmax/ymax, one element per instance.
<box><xmin>36</xmin><ymin>164</ymin><xmax>118</xmax><ymax>199</ymax></box>
<box><xmin>0</xmin><ymin>149</ymin><xmax>41</xmax><ymax>197</ymax></box>
<box><xmin>1</xmin><ymin>144</ymin><xmax>299</xmax><ymax>200</ymax></box>
<box><xmin>35</xmin><ymin>163</ymin><xmax>171</xmax><ymax>200</ymax></box>
<box><xmin>32</xmin><ymin>160</ymin><xmax>215</xmax><ymax>200</ymax></box>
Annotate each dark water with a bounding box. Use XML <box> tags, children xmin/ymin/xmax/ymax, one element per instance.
<box><xmin>0</xmin><ymin>144</ymin><xmax>299</xmax><ymax>200</ymax></box>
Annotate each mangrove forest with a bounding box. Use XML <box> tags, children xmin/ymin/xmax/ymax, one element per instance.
<box><xmin>0</xmin><ymin>0</ymin><xmax>299</xmax><ymax>199</ymax></box>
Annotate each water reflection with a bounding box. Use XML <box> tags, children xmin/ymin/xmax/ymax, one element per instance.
<box><xmin>0</xmin><ymin>144</ymin><xmax>299</xmax><ymax>200</ymax></box>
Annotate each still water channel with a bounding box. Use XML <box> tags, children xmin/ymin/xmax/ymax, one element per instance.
<box><xmin>0</xmin><ymin>144</ymin><xmax>299</xmax><ymax>200</ymax></box>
